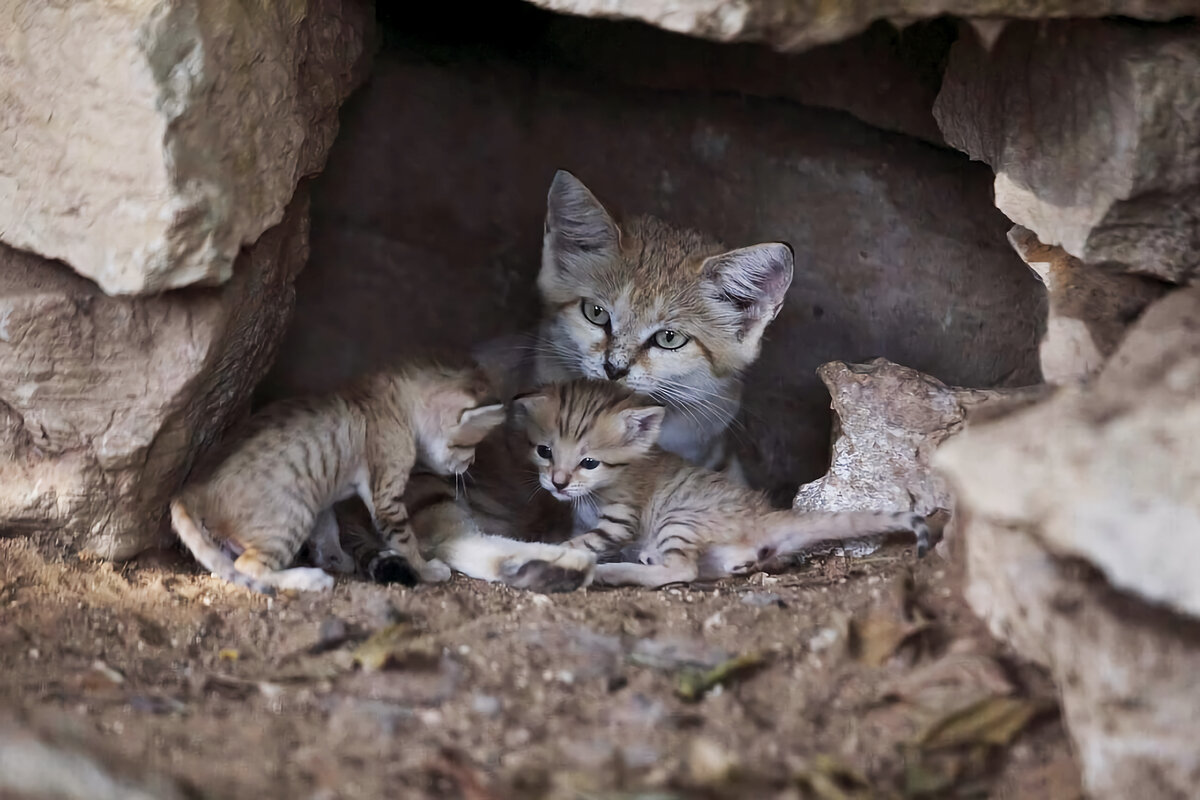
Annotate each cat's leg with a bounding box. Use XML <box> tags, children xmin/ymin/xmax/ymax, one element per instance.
<box><xmin>308</xmin><ymin>508</ymin><xmax>356</xmax><ymax>574</ymax></box>
<box><xmin>366</xmin><ymin>469</ymin><xmax>450</xmax><ymax>584</ymax></box>
<box><xmin>593</xmin><ymin>551</ymin><xmax>698</xmax><ymax>588</ymax></box>
<box><xmin>334</xmin><ymin>498</ymin><xmax>419</xmax><ymax>585</ymax></box>
<box><xmin>563</xmin><ymin>503</ymin><xmax>638</xmax><ymax>559</ymax></box>
<box><xmin>233</xmin><ymin>524</ymin><xmax>336</xmax><ymax>592</ymax></box>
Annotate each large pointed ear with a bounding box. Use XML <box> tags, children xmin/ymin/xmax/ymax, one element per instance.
<box><xmin>542</xmin><ymin>170</ymin><xmax>620</xmax><ymax>278</ymax></box>
<box><xmin>701</xmin><ymin>243</ymin><xmax>794</xmax><ymax>336</ymax></box>
<box><xmin>458</xmin><ymin>401</ymin><xmax>505</xmax><ymax>435</ymax></box>
<box><xmin>510</xmin><ymin>390</ymin><xmax>551</xmax><ymax>423</ymax></box>
<box><xmin>617</xmin><ymin>405</ymin><xmax>665</xmax><ymax>448</ymax></box>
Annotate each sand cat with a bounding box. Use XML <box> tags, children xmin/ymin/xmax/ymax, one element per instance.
<box><xmin>169</xmin><ymin>360</ymin><xmax>505</xmax><ymax>595</ymax></box>
<box><xmin>513</xmin><ymin>379</ymin><xmax>929</xmax><ymax>588</ymax></box>
<box><xmin>479</xmin><ymin>170</ymin><xmax>794</xmax><ymax>487</ymax></box>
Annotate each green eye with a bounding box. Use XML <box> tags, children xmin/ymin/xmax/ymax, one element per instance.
<box><xmin>653</xmin><ymin>329</ymin><xmax>689</xmax><ymax>350</ymax></box>
<box><xmin>536</xmin><ymin>445</ymin><xmax>552</xmax><ymax>459</ymax></box>
<box><xmin>580</xmin><ymin>458</ymin><xmax>600</xmax><ymax>470</ymax></box>
<box><xmin>581</xmin><ymin>300</ymin><xmax>610</xmax><ymax>327</ymax></box>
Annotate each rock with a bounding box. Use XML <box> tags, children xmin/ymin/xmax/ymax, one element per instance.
<box><xmin>0</xmin><ymin>0</ymin><xmax>373</xmax><ymax>295</ymax></box>
<box><xmin>520</xmin><ymin>0</ymin><xmax>1199</xmax><ymax>52</ymax></box>
<box><xmin>793</xmin><ymin>358</ymin><xmax>1048</xmax><ymax>554</ymax></box>
<box><xmin>1007</xmin><ymin>226</ymin><xmax>1168</xmax><ymax>384</ymax></box>
<box><xmin>264</xmin><ymin>43</ymin><xmax>1044</xmax><ymax>494</ymax></box>
<box><xmin>934</xmin><ymin>20</ymin><xmax>1200</xmax><ymax>283</ymax></box>
<box><xmin>936</xmin><ymin>287</ymin><xmax>1200</xmax><ymax>797</ymax></box>
<box><xmin>0</xmin><ymin>188</ymin><xmax>310</xmax><ymax>560</ymax></box>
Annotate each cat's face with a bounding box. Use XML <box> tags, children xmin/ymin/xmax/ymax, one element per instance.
<box><xmin>537</xmin><ymin>171</ymin><xmax>794</xmax><ymax>414</ymax></box>
<box><xmin>514</xmin><ymin>380</ymin><xmax>664</xmax><ymax>501</ymax></box>
<box><xmin>415</xmin><ymin>367</ymin><xmax>505</xmax><ymax>476</ymax></box>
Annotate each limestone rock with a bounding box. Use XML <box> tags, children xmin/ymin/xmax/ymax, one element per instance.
<box><xmin>937</xmin><ymin>286</ymin><xmax>1200</xmax><ymax>797</ymax></box>
<box><xmin>935</xmin><ymin>20</ymin><xmax>1200</xmax><ymax>283</ymax></box>
<box><xmin>1007</xmin><ymin>226</ymin><xmax>1168</xmax><ymax>384</ymax></box>
<box><xmin>0</xmin><ymin>0</ymin><xmax>373</xmax><ymax>295</ymax></box>
<box><xmin>0</xmin><ymin>189</ymin><xmax>310</xmax><ymax>560</ymax></box>
<box><xmin>520</xmin><ymin>0</ymin><xmax>1199</xmax><ymax>52</ymax></box>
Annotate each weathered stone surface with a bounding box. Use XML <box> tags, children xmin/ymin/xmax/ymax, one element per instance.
<box><xmin>937</xmin><ymin>286</ymin><xmax>1200</xmax><ymax>796</ymax></box>
<box><xmin>0</xmin><ymin>189</ymin><xmax>310</xmax><ymax>560</ymax></box>
<box><xmin>934</xmin><ymin>20</ymin><xmax>1200</xmax><ymax>283</ymax></box>
<box><xmin>0</xmin><ymin>0</ymin><xmax>372</xmax><ymax>295</ymax></box>
<box><xmin>263</xmin><ymin>38</ymin><xmax>1044</xmax><ymax>499</ymax></box>
<box><xmin>521</xmin><ymin>0</ymin><xmax>1200</xmax><ymax>52</ymax></box>
<box><xmin>1007</xmin><ymin>226</ymin><xmax>1168</xmax><ymax>384</ymax></box>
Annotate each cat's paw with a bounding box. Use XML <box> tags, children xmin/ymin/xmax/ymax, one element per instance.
<box><xmin>500</xmin><ymin>549</ymin><xmax>595</xmax><ymax>593</ymax></box>
<box><xmin>367</xmin><ymin>551</ymin><xmax>420</xmax><ymax>587</ymax></box>
<box><xmin>420</xmin><ymin>558</ymin><xmax>452</xmax><ymax>583</ymax></box>
<box><xmin>274</xmin><ymin>568</ymin><xmax>336</xmax><ymax>592</ymax></box>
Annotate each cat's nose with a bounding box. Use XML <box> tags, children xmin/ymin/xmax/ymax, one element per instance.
<box><xmin>603</xmin><ymin>361</ymin><xmax>629</xmax><ymax>380</ymax></box>
<box><xmin>552</xmin><ymin>476</ymin><xmax>569</xmax><ymax>490</ymax></box>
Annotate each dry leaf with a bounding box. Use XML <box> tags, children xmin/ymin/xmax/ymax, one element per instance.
<box><xmin>675</xmin><ymin>652</ymin><xmax>766</xmax><ymax>701</ymax></box>
<box><xmin>918</xmin><ymin>696</ymin><xmax>1052</xmax><ymax>751</ymax></box>
<box><xmin>794</xmin><ymin>753</ymin><xmax>872</xmax><ymax>800</ymax></box>
<box><xmin>352</xmin><ymin>623</ymin><xmax>440</xmax><ymax>673</ymax></box>
<box><xmin>881</xmin><ymin>650</ymin><xmax>1014</xmax><ymax>711</ymax></box>
<box><xmin>848</xmin><ymin>613</ymin><xmax>932</xmax><ymax>668</ymax></box>
<box><xmin>217</xmin><ymin>648</ymin><xmax>239</xmax><ymax>662</ymax></box>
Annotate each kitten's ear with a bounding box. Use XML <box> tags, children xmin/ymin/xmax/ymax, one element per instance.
<box><xmin>618</xmin><ymin>405</ymin><xmax>666</xmax><ymax>448</ymax></box>
<box><xmin>511</xmin><ymin>391</ymin><xmax>550</xmax><ymax>421</ymax></box>
<box><xmin>543</xmin><ymin>171</ymin><xmax>620</xmax><ymax>271</ymax></box>
<box><xmin>458</xmin><ymin>402</ymin><xmax>505</xmax><ymax>433</ymax></box>
<box><xmin>701</xmin><ymin>242</ymin><xmax>794</xmax><ymax>334</ymax></box>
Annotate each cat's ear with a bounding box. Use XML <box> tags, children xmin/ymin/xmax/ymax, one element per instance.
<box><xmin>458</xmin><ymin>402</ymin><xmax>505</xmax><ymax>434</ymax></box>
<box><xmin>543</xmin><ymin>171</ymin><xmax>620</xmax><ymax>275</ymax></box>
<box><xmin>618</xmin><ymin>405</ymin><xmax>666</xmax><ymax>448</ymax></box>
<box><xmin>701</xmin><ymin>242</ymin><xmax>794</xmax><ymax>335</ymax></box>
<box><xmin>511</xmin><ymin>390</ymin><xmax>550</xmax><ymax>422</ymax></box>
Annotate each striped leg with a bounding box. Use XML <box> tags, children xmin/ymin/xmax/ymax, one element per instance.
<box><xmin>563</xmin><ymin>503</ymin><xmax>638</xmax><ymax>560</ymax></box>
<box><xmin>593</xmin><ymin>550</ymin><xmax>698</xmax><ymax>588</ymax></box>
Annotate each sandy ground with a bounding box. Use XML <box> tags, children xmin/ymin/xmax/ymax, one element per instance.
<box><xmin>0</xmin><ymin>533</ymin><xmax>1081</xmax><ymax>799</ymax></box>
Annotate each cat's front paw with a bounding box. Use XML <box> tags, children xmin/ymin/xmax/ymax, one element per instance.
<box><xmin>500</xmin><ymin>549</ymin><xmax>596</xmax><ymax>593</ymax></box>
<box><xmin>420</xmin><ymin>558</ymin><xmax>452</xmax><ymax>583</ymax></box>
<box><xmin>366</xmin><ymin>551</ymin><xmax>420</xmax><ymax>587</ymax></box>
<box><xmin>274</xmin><ymin>568</ymin><xmax>336</xmax><ymax>592</ymax></box>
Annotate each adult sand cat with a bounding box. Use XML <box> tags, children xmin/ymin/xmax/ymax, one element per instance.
<box><xmin>169</xmin><ymin>360</ymin><xmax>505</xmax><ymax>595</ymax></box>
<box><xmin>528</xmin><ymin>171</ymin><xmax>794</xmax><ymax>484</ymax></box>
<box><xmin>513</xmin><ymin>379</ymin><xmax>930</xmax><ymax>588</ymax></box>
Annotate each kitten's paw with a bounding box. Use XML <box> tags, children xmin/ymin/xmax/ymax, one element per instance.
<box><xmin>421</xmin><ymin>558</ymin><xmax>452</xmax><ymax>583</ymax></box>
<box><xmin>501</xmin><ymin>550</ymin><xmax>595</xmax><ymax>593</ymax></box>
<box><xmin>367</xmin><ymin>551</ymin><xmax>420</xmax><ymax>587</ymax></box>
<box><xmin>274</xmin><ymin>568</ymin><xmax>336</xmax><ymax>592</ymax></box>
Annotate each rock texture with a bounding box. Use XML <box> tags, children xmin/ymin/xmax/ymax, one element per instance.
<box><xmin>0</xmin><ymin>190</ymin><xmax>310</xmax><ymax>560</ymax></box>
<box><xmin>935</xmin><ymin>19</ymin><xmax>1200</xmax><ymax>283</ymax></box>
<box><xmin>1007</xmin><ymin>226</ymin><xmax>1168</xmax><ymax>384</ymax></box>
<box><xmin>937</xmin><ymin>287</ymin><xmax>1200</xmax><ymax>798</ymax></box>
<box><xmin>521</xmin><ymin>0</ymin><xmax>1199</xmax><ymax>52</ymax></box>
<box><xmin>264</xmin><ymin>37</ymin><xmax>1044</xmax><ymax>499</ymax></box>
<box><xmin>0</xmin><ymin>0</ymin><xmax>372</xmax><ymax>295</ymax></box>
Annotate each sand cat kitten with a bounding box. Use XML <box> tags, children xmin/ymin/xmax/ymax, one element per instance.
<box><xmin>169</xmin><ymin>360</ymin><xmax>505</xmax><ymax>595</ymax></box>
<box><xmin>528</xmin><ymin>170</ymin><xmax>794</xmax><ymax>484</ymax></box>
<box><xmin>514</xmin><ymin>380</ymin><xmax>929</xmax><ymax>588</ymax></box>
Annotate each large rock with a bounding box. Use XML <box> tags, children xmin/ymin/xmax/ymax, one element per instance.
<box><xmin>263</xmin><ymin>40</ymin><xmax>1044</xmax><ymax>498</ymax></box>
<box><xmin>934</xmin><ymin>20</ymin><xmax>1200</xmax><ymax>283</ymax></box>
<box><xmin>0</xmin><ymin>189</ymin><xmax>310</xmax><ymax>560</ymax></box>
<box><xmin>936</xmin><ymin>287</ymin><xmax>1200</xmax><ymax>797</ymax></box>
<box><xmin>521</xmin><ymin>0</ymin><xmax>1199</xmax><ymax>52</ymax></box>
<box><xmin>1006</xmin><ymin>225</ymin><xmax>1167</xmax><ymax>384</ymax></box>
<box><xmin>0</xmin><ymin>0</ymin><xmax>372</xmax><ymax>295</ymax></box>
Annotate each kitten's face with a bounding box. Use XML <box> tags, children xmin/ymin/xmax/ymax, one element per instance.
<box><xmin>416</xmin><ymin>369</ymin><xmax>505</xmax><ymax>476</ymax></box>
<box><xmin>514</xmin><ymin>381</ymin><xmax>664</xmax><ymax>501</ymax></box>
<box><xmin>537</xmin><ymin>171</ymin><xmax>794</xmax><ymax>415</ymax></box>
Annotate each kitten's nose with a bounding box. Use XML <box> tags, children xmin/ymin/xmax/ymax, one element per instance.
<box><xmin>552</xmin><ymin>476</ymin><xmax>569</xmax><ymax>491</ymax></box>
<box><xmin>603</xmin><ymin>361</ymin><xmax>629</xmax><ymax>380</ymax></box>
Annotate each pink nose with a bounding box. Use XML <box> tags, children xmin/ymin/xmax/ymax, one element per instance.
<box><xmin>552</xmin><ymin>473</ymin><xmax>569</xmax><ymax>490</ymax></box>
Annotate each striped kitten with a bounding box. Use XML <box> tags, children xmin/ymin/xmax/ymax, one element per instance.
<box><xmin>169</xmin><ymin>360</ymin><xmax>505</xmax><ymax>595</ymax></box>
<box><xmin>514</xmin><ymin>379</ymin><xmax>930</xmax><ymax>588</ymax></box>
<box><xmin>530</xmin><ymin>170</ymin><xmax>794</xmax><ymax>483</ymax></box>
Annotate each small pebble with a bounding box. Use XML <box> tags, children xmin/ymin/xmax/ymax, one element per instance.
<box><xmin>471</xmin><ymin>693</ymin><xmax>501</xmax><ymax>716</ymax></box>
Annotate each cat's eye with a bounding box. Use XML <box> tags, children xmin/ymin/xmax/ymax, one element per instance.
<box><xmin>652</xmin><ymin>329</ymin><xmax>689</xmax><ymax>350</ymax></box>
<box><xmin>581</xmin><ymin>300</ymin><xmax>610</xmax><ymax>327</ymax></box>
<box><xmin>579</xmin><ymin>458</ymin><xmax>600</xmax><ymax>470</ymax></box>
<box><xmin>536</xmin><ymin>445</ymin><xmax>552</xmax><ymax>459</ymax></box>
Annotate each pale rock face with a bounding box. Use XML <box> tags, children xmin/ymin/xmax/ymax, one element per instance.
<box><xmin>0</xmin><ymin>190</ymin><xmax>311</xmax><ymax>560</ymax></box>
<box><xmin>0</xmin><ymin>0</ymin><xmax>372</xmax><ymax>295</ymax></box>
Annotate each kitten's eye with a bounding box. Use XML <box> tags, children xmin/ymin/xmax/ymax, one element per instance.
<box><xmin>579</xmin><ymin>458</ymin><xmax>600</xmax><ymax>470</ymax></box>
<box><xmin>652</xmin><ymin>329</ymin><xmax>689</xmax><ymax>350</ymax></box>
<box><xmin>536</xmin><ymin>445</ymin><xmax>552</xmax><ymax>459</ymax></box>
<box><xmin>580</xmin><ymin>300</ymin><xmax>610</xmax><ymax>327</ymax></box>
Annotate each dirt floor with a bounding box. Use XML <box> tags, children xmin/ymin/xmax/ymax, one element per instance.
<box><xmin>0</xmin><ymin>533</ymin><xmax>1082</xmax><ymax>800</ymax></box>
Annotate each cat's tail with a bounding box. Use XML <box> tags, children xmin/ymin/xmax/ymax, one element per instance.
<box><xmin>169</xmin><ymin>498</ymin><xmax>275</xmax><ymax>597</ymax></box>
<box><xmin>758</xmin><ymin>508</ymin><xmax>930</xmax><ymax>563</ymax></box>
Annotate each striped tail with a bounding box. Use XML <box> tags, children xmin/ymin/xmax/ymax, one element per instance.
<box><xmin>169</xmin><ymin>498</ymin><xmax>274</xmax><ymax>596</ymax></box>
<box><xmin>760</xmin><ymin>509</ymin><xmax>930</xmax><ymax>563</ymax></box>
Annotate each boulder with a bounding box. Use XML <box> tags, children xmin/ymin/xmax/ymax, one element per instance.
<box><xmin>0</xmin><ymin>0</ymin><xmax>373</xmax><ymax>295</ymax></box>
<box><xmin>1006</xmin><ymin>226</ymin><xmax>1168</xmax><ymax>384</ymax></box>
<box><xmin>936</xmin><ymin>286</ymin><xmax>1200</xmax><ymax>797</ymax></box>
<box><xmin>0</xmin><ymin>189</ymin><xmax>310</xmax><ymax>560</ymax></box>
<box><xmin>934</xmin><ymin>20</ymin><xmax>1200</xmax><ymax>283</ymax></box>
<box><xmin>520</xmin><ymin>0</ymin><xmax>1199</xmax><ymax>52</ymax></box>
